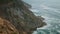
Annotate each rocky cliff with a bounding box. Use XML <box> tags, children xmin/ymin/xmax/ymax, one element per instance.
<box><xmin>0</xmin><ymin>0</ymin><xmax>46</xmax><ymax>34</ymax></box>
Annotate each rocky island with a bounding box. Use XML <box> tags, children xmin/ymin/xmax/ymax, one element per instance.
<box><xmin>0</xmin><ymin>0</ymin><xmax>46</xmax><ymax>34</ymax></box>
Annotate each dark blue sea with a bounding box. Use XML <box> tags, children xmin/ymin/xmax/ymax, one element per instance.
<box><xmin>23</xmin><ymin>0</ymin><xmax>60</xmax><ymax>34</ymax></box>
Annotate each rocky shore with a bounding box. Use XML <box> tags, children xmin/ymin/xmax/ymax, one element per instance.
<box><xmin>0</xmin><ymin>0</ymin><xmax>46</xmax><ymax>34</ymax></box>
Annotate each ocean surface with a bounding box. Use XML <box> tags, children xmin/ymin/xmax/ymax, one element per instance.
<box><xmin>23</xmin><ymin>0</ymin><xmax>60</xmax><ymax>34</ymax></box>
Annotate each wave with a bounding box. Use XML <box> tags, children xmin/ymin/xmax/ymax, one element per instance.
<box><xmin>40</xmin><ymin>4</ymin><xmax>60</xmax><ymax>13</ymax></box>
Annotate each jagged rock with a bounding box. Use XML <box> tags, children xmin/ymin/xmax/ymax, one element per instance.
<box><xmin>0</xmin><ymin>0</ymin><xmax>46</xmax><ymax>34</ymax></box>
<box><xmin>0</xmin><ymin>18</ymin><xmax>19</xmax><ymax>34</ymax></box>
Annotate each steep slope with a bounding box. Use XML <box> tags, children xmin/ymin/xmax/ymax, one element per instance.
<box><xmin>0</xmin><ymin>0</ymin><xmax>46</xmax><ymax>34</ymax></box>
<box><xmin>0</xmin><ymin>18</ymin><xmax>19</xmax><ymax>34</ymax></box>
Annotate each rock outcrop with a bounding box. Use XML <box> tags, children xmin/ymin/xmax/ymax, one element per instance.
<box><xmin>0</xmin><ymin>18</ymin><xmax>19</xmax><ymax>34</ymax></box>
<box><xmin>0</xmin><ymin>0</ymin><xmax>46</xmax><ymax>34</ymax></box>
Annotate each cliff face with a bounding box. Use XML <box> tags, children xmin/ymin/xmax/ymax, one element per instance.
<box><xmin>0</xmin><ymin>0</ymin><xmax>46</xmax><ymax>34</ymax></box>
<box><xmin>0</xmin><ymin>18</ymin><xmax>19</xmax><ymax>34</ymax></box>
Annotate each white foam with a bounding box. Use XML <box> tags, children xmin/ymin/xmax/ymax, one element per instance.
<box><xmin>32</xmin><ymin>31</ymin><xmax>37</xmax><ymax>34</ymax></box>
<box><xmin>29</xmin><ymin>9</ymin><xmax>39</xmax><ymax>12</ymax></box>
<box><xmin>37</xmin><ymin>23</ymin><xmax>51</xmax><ymax>29</ymax></box>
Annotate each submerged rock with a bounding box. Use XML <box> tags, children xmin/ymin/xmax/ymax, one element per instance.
<box><xmin>0</xmin><ymin>0</ymin><xmax>46</xmax><ymax>34</ymax></box>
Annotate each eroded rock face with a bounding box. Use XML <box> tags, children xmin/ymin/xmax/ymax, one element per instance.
<box><xmin>0</xmin><ymin>0</ymin><xmax>46</xmax><ymax>34</ymax></box>
<box><xmin>0</xmin><ymin>18</ymin><xmax>19</xmax><ymax>34</ymax></box>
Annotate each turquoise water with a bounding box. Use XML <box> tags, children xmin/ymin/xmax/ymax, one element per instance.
<box><xmin>23</xmin><ymin>0</ymin><xmax>60</xmax><ymax>34</ymax></box>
